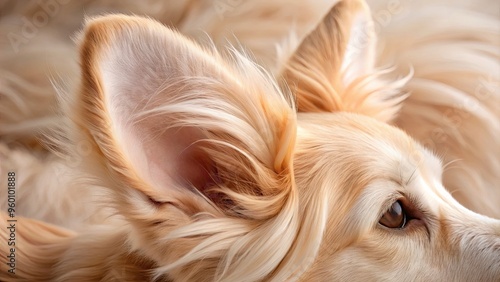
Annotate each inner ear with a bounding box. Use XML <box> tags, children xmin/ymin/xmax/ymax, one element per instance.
<box><xmin>107</xmin><ymin>90</ymin><xmax>219</xmax><ymax>198</ymax></box>
<box><xmin>139</xmin><ymin>124</ymin><xmax>216</xmax><ymax>193</ymax></box>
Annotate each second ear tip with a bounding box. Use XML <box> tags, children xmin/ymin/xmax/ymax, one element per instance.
<box><xmin>335</xmin><ymin>0</ymin><xmax>371</xmax><ymax>14</ymax></box>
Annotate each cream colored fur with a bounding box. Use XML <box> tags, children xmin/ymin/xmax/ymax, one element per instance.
<box><xmin>0</xmin><ymin>0</ymin><xmax>499</xmax><ymax>281</ymax></box>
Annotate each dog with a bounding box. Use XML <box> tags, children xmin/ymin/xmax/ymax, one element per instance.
<box><xmin>0</xmin><ymin>0</ymin><xmax>499</xmax><ymax>281</ymax></box>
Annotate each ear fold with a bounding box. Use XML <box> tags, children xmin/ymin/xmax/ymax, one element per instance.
<box><xmin>281</xmin><ymin>0</ymin><xmax>406</xmax><ymax>121</ymax></box>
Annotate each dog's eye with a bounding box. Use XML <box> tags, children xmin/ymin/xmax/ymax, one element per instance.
<box><xmin>379</xmin><ymin>200</ymin><xmax>406</xmax><ymax>229</ymax></box>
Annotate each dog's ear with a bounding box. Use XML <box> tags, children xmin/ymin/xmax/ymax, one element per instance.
<box><xmin>77</xmin><ymin>14</ymin><xmax>297</xmax><ymax>215</ymax></box>
<box><xmin>73</xmin><ymin>15</ymin><xmax>303</xmax><ymax>280</ymax></box>
<box><xmin>280</xmin><ymin>0</ymin><xmax>405</xmax><ymax>121</ymax></box>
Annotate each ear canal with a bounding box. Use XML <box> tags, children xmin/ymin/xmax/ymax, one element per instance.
<box><xmin>75</xmin><ymin>14</ymin><xmax>297</xmax><ymax>218</ymax></box>
<box><xmin>280</xmin><ymin>0</ymin><xmax>407</xmax><ymax>121</ymax></box>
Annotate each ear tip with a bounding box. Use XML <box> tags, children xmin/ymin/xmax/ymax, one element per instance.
<box><xmin>330</xmin><ymin>0</ymin><xmax>371</xmax><ymax>17</ymax></box>
<box><xmin>80</xmin><ymin>14</ymin><xmax>177</xmax><ymax>57</ymax></box>
<box><xmin>84</xmin><ymin>13</ymin><xmax>138</xmax><ymax>29</ymax></box>
<box><xmin>79</xmin><ymin>14</ymin><xmax>150</xmax><ymax>64</ymax></box>
<box><xmin>82</xmin><ymin>14</ymin><xmax>130</xmax><ymax>41</ymax></box>
<box><xmin>81</xmin><ymin>14</ymin><xmax>148</xmax><ymax>44</ymax></box>
<box><xmin>79</xmin><ymin>15</ymin><xmax>121</xmax><ymax>52</ymax></box>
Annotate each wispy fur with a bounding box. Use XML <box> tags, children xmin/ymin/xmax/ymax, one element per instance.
<box><xmin>0</xmin><ymin>0</ymin><xmax>499</xmax><ymax>281</ymax></box>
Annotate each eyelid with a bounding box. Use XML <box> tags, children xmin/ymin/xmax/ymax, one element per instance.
<box><xmin>378</xmin><ymin>192</ymin><xmax>404</xmax><ymax>220</ymax></box>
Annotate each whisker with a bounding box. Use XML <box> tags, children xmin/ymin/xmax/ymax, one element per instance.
<box><xmin>405</xmin><ymin>166</ymin><xmax>418</xmax><ymax>186</ymax></box>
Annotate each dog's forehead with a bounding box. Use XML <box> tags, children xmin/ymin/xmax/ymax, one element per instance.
<box><xmin>297</xmin><ymin>113</ymin><xmax>445</xmax><ymax>191</ymax></box>
<box><xmin>296</xmin><ymin>113</ymin><xmax>421</xmax><ymax>177</ymax></box>
<box><xmin>294</xmin><ymin>113</ymin><xmax>442</xmax><ymax>219</ymax></box>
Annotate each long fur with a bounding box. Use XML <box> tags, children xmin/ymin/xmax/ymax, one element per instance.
<box><xmin>0</xmin><ymin>0</ymin><xmax>499</xmax><ymax>281</ymax></box>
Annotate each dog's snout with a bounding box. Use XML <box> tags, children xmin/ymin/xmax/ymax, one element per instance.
<box><xmin>439</xmin><ymin>212</ymin><xmax>500</xmax><ymax>281</ymax></box>
<box><xmin>456</xmin><ymin>218</ymin><xmax>500</xmax><ymax>280</ymax></box>
<box><xmin>493</xmin><ymin>225</ymin><xmax>500</xmax><ymax>252</ymax></box>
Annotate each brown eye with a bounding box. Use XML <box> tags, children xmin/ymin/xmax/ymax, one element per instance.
<box><xmin>379</xmin><ymin>200</ymin><xmax>407</xmax><ymax>229</ymax></box>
